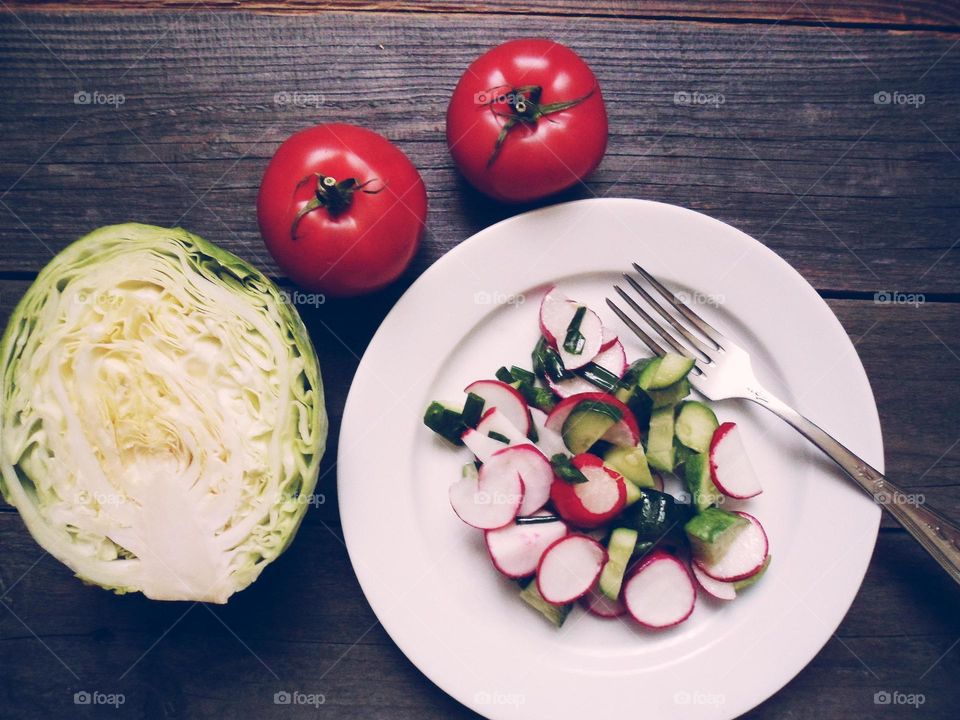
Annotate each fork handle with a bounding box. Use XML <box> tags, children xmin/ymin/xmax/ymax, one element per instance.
<box><xmin>750</xmin><ymin>387</ymin><xmax>960</xmax><ymax>586</ymax></box>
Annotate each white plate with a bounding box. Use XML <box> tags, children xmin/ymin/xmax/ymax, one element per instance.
<box><xmin>338</xmin><ymin>198</ymin><xmax>882</xmax><ymax>720</ymax></box>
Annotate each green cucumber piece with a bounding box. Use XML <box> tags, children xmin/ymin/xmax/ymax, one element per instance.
<box><xmin>599</xmin><ymin>527</ymin><xmax>638</xmax><ymax>600</ymax></box>
<box><xmin>519</xmin><ymin>579</ymin><xmax>572</xmax><ymax>627</ymax></box>
<box><xmin>675</xmin><ymin>401</ymin><xmax>719</xmax><ymax>452</ymax></box>
<box><xmin>619</xmin><ymin>487</ymin><xmax>694</xmax><ymax>543</ymax></box>
<box><xmin>684</xmin><ymin>507</ymin><xmax>749</xmax><ymax>565</ymax></box>
<box><xmin>647</xmin><ymin>353</ymin><xmax>696</xmax><ymax>389</ymax></box>
<box><xmin>624</xmin><ymin>480</ymin><xmax>642</xmax><ymax>506</ymax></box>
<box><xmin>561</xmin><ymin>401</ymin><xmax>622</xmax><ymax>454</ymax></box>
<box><xmin>603</xmin><ymin>445</ymin><xmax>655</xmax><ymax>488</ymax></box>
<box><xmin>684</xmin><ymin>451</ymin><xmax>723</xmax><ymax>511</ymax></box>
<box><xmin>645</xmin><ymin>406</ymin><xmax>676</xmax><ymax>471</ymax></box>
<box><xmin>646</xmin><ymin>378</ymin><xmax>691</xmax><ymax>408</ymax></box>
<box><xmin>733</xmin><ymin>555</ymin><xmax>771</xmax><ymax>590</ymax></box>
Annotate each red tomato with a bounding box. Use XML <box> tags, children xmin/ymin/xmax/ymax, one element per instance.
<box><xmin>550</xmin><ymin>454</ymin><xmax>626</xmax><ymax>529</ymax></box>
<box><xmin>257</xmin><ymin>123</ymin><xmax>427</xmax><ymax>297</ymax></box>
<box><xmin>446</xmin><ymin>38</ymin><xmax>607</xmax><ymax>203</ymax></box>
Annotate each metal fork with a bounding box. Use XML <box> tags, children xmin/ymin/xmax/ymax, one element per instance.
<box><xmin>607</xmin><ymin>262</ymin><xmax>960</xmax><ymax>586</ymax></box>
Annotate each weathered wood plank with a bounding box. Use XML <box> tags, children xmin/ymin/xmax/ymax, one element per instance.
<box><xmin>0</xmin><ymin>516</ymin><xmax>957</xmax><ymax>719</ymax></box>
<box><xmin>3</xmin><ymin>0</ymin><xmax>960</xmax><ymax>30</ymax></box>
<box><xmin>0</xmin><ymin>12</ymin><xmax>959</xmax><ymax>292</ymax></box>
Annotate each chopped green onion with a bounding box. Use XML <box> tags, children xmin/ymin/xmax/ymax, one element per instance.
<box><xmin>563</xmin><ymin>306</ymin><xmax>587</xmax><ymax>355</ymax></box>
<box><xmin>461</xmin><ymin>392</ymin><xmax>485</xmax><ymax>428</ymax></box>
<box><xmin>495</xmin><ymin>366</ymin><xmax>514</xmax><ymax>383</ymax></box>
<box><xmin>550</xmin><ymin>454</ymin><xmax>588</xmax><ymax>484</ymax></box>
<box><xmin>577</xmin><ymin>362</ymin><xmax>620</xmax><ymax>393</ymax></box>
<box><xmin>488</xmin><ymin>431</ymin><xmax>511</xmax><ymax>444</ymax></box>
<box><xmin>423</xmin><ymin>402</ymin><xmax>465</xmax><ymax>445</ymax></box>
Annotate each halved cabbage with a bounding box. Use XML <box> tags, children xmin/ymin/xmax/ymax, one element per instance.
<box><xmin>0</xmin><ymin>224</ymin><xmax>326</xmax><ymax>603</ymax></box>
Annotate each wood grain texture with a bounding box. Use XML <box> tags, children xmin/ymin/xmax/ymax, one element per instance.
<box><xmin>3</xmin><ymin>0</ymin><xmax>960</xmax><ymax>30</ymax></box>
<box><xmin>0</xmin><ymin>517</ymin><xmax>957</xmax><ymax>719</ymax></box>
<box><xmin>0</xmin><ymin>12</ymin><xmax>959</xmax><ymax>293</ymax></box>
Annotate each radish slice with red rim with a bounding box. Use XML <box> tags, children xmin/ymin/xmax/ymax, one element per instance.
<box><xmin>694</xmin><ymin>512</ymin><xmax>769</xmax><ymax>582</ymax></box>
<box><xmin>462</xmin><ymin>427</ymin><xmax>508</xmax><ymax>464</ymax></box>
<box><xmin>538</xmin><ymin>288</ymin><xmax>603</xmax><ymax>370</ymax></box>
<box><xmin>692</xmin><ymin>563</ymin><xmax>736</xmax><ymax>601</ymax></box>
<box><xmin>536</xmin><ymin>534</ymin><xmax>607</xmax><ymax>604</ymax></box>
<box><xmin>464</xmin><ymin>379</ymin><xmax>531</xmax><ymax>435</ymax></box>
<box><xmin>529</xmin><ymin>407</ymin><xmax>568</xmax><ymax>458</ymax></box>
<box><xmin>449</xmin><ymin>463</ymin><xmax>524</xmax><ymax>530</ymax></box>
<box><xmin>485</xmin><ymin>512</ymin><xmax>568</xmax><ymax>578</ymax></box>
<box><xmin>485</xmin><ymin>444</ymin><xmax>554</xmax><ymax>515</ymax></box>
<box><xmin>622</xmin><ymin>551</ymin><xmax>696</xmax><ymax>628</ymax></box>
<box><xmin>709</xmin><ymin>422</ymin><xmax>763</xmax><ymax>499</ymax></box>
<box><xmin>548</xmin><ymin>340</ymin><xmax>627</xmax><ymax>398</ymax></box>
<box><xmin>599</xmin><ymin>326</ymin><xmax>619</xmax><ymax>352</ymax></box>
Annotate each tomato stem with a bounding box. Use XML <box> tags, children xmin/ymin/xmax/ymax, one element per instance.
<box><xmin>481</xmin><ymin>84</ymin><xmax>596</xmax><ymax>168</ymax></box>
<box><xmin>290</xmin><ymin>174</ymin><xmax>383</xmax><ymax>239</ymax></box>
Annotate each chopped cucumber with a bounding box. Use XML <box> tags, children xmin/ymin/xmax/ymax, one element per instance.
<box><xmin>423</xmin><ymin>401</ymin><xmax>466</xmax><ymax>445</ymax></box>
<box><xmin>673</xmin><ymin>440</ymin><xmax>697</xmax><ymax>470</ymax></box>
<box><xmin>684</xmin><ymin>451</ymin><xmax>723</xmax><ymax>511</ymax></box>
<box><xmin>635</xmin><ymin>357</ymin><xmax>662</xmax><ymax>390</ymax></box>
<box><xmin>603</xmin><ymin>445</ymin><xmax>655</xmax><ymax>488</ymax></box>
<box><xmin>624</xmin><ymin>480</ymin><xmax>642</xmax><ymax>506</ymax></box>
<box><xmin>646</xmin><ymin>378</ymin><xmax>691</xmax><ymax>408</ymax></box>
<box><xmin>519</xmin><ymin>579</ymin><xmax>572</xmax><ymax>626</ymax></box>
<box><xmin>645</xmin><ymin>406</ymin><xmax>676</xmax><ymax>471</ymax></box>
<box><xmin>675</xmin><ymin>401</ymin><xmax>719</xmax><ymax>452</ymax></box>
<box><xmin>684</xmin><ymin>507</ymin><xmax>749</xmax><ymax>565</ymax></box>
<box><xmin>599</xmin><ymin>527</ymin><xmax>638</xmax><ymax>600</ymax></box>
<box><xmin>619</xmin><ymin>487</ymin><xmax>694</xmax><ymax>543</ymax></box>
<box><xmin>647</xmin><ymin>353</ymin><xmax>695</xmax><ymax>389</ymax></box>
<box><xmin>561</xmin><ymin>400</ymin><xmax>621</xmax><ymax>454</ymax></box>
<box><xmin>733</xmin><ymin>555</ymin><xmax>771</xmax><ymax>590</ymax></box>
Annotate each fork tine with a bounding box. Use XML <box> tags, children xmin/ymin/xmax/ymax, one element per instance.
<box><xmin>631</xmin><ymin>262</ymin><xmax>725</xmax><ymax>348</ymax></box>
<box><xmin>604</xmin><ymin>298</ymin><xmax>665</xmax><ymax>357</ymax></box>
<box><xmin>613</xmin><ymin>285</ymin><xmax>690</xmax><ymax>357</ymax></box>
<box><xmin>622</xmin><ymin>274</ymin><xmax>714</xmax><ymax>358</ymax></box>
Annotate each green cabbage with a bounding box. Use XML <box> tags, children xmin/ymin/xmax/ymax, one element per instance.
<box><xmin>0</xmin><ymin>224</ymin><xmax>326</xmax><ymax>603</ymax></box>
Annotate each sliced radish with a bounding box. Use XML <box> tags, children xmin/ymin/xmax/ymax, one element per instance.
<box><xmin>692</xmin><ymin>563</ymin><xmax>737</xmax><ymax>601</ymax></box>
<box><xmin>485</xmin><ymin>512</ymin><xmax>568</xmax><ymax>578</ymax></box>
<box><xmin>622</xmin><ymin>551</ymin><xmax>696</xmax><ymax>628</ymax></box>
<box><xmin>536</xmin><ymin>534</ymin><xmax>607</xmax><ymax>604</ymax></box>
<box><xmin>545</xmin><ymin>392</ymin><xmax>640</xmax><ymax>448</ymax></box>
<box><xmin>548</xmin><ymin>340</ymin><xmax>628</xmax><ymax>398</ymax></box>
<box><xmin>538</xmin><ymin>288</ymin><xmax>603</xmax><ymax>370</ymax></box>
<box><xmin>694</xmin><ymin>512</ymin><xmax>769</xmax><ymax>582</ymax></box>
<box><xmin>599</xmin><ymin>326</ymin><xmax>619</xmax><ymax>352</ymax></box>
<box><xmin>476</xmin><ymin>407</ymin><xmax>528</xmax><ymax>446</ymax></box>
<box><xmin>709</xmin><ymin>422</ymin><xmax>763</xmax><ymax>499</ymax></box>
<box><xmin>580</xmin><ymin>587</ymin><xmax>627</xmax><ymax>618</ymax></box>
<box><xmin>538</xmin><ymin>285</ymin><xmax>570</xmax><ymax>346</ymax></box>
<box><xmin>529</xmin><ymin>407</ymin><xmax>568</xmax><ymax>458</ymax></box>
<box><xmin>485</xmin><ymin>444</ymin><xmax>554</xmax><ymax>515</ymax></box>
<box><xmin>462</xmin><ymin>427</ymin><xmax>509</xmax><ymax>464</ymax></box>
<box><xmin>449</xmin><ymin>462</ymin><xmax>524</xmax><ymax>530</ymax></box>
<box><xmin>464</xmin><ymin>379</ymin><xmax>531</xmax><ymax>435</ymax></box>
<box><xmin>550</xmin><ymin>454</ymin><xmax>626</xmax><ymax>529</ymax></box>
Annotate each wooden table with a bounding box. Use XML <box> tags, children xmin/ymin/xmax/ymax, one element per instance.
<box><xmin>1</xmin><ymin>2</ymin><xmax>958</xmax><ymax>718</ymax></box>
